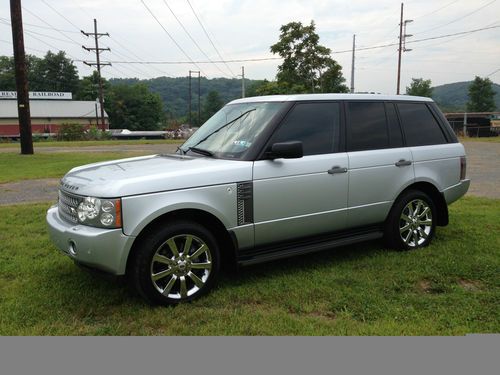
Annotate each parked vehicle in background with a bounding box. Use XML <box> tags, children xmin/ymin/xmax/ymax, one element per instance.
<box><xmin>47</xmin><ymin>94</ymin><xmax>470</xmax><ymax>305</ymax></box>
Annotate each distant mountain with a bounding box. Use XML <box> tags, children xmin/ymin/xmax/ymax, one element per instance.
<box><xmin>109</xmin><ymin>77</ymin><xmax>261</xmax><ymax>119</ymax></box>
<box><xmin>432</xmin><ymin>81</ymin><xmax>500</xmax><ymax>112</ymax></box>
<box><xmin>109</xmin><ymin>77</ymin><xmax>500</xmax><ymax>117</ymax></box>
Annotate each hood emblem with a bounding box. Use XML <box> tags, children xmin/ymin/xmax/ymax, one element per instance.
<box><xmin>60</xmin><ymin>180</ymin><xmax>80</xmax><ymax>191</ymax></box>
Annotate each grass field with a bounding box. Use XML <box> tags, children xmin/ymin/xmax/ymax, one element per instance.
<box><xmin>0</xmin><ymin>139</ymin><xmax>182</xmax><ymax>148</ymax></box>
<box><xmin>0</xmin><ymin>152</ymin><xmax>146</xmax><ymax>183</ymax></box>
<box><xmin>0</xmin><ymin>197</ymin><xmax>498</xmax><ymax>335</ymax></box>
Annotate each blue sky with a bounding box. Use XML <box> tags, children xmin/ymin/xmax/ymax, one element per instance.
<box><xmin>1</xmin><ymin>0</ymin><xmax>499</xmax><ymax>94</ymax></box>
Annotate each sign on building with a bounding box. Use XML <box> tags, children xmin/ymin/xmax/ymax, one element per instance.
<box><xmin>0</xmin><ymin>91</ymin><xmax>73</xmax><ymax>100</ymax></box>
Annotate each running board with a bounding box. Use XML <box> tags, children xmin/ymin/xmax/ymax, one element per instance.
<box><xmin>238</xmin><ymin>231</ymin><xmax>383</xmax><ymax>266</ymax></box>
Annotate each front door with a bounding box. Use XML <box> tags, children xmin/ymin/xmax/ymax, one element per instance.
<box><xmin>252</xmin><ymin>102</ymin><xmax>348</xmax><ymax>247</ymax></box>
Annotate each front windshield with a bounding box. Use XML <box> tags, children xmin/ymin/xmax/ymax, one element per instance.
<box><xmin>180</xmin><ymin>102</ymin><xmax>285</xmax><ymax>159</ymax></box>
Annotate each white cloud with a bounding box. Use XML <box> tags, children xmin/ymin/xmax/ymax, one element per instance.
<box><xmin>0</xmin><ymin>0</ymin><xmax>498</xmax><ymax>94</ymax></box>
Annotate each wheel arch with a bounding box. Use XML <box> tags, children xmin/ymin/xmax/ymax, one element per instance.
<box><xmin>126</xmin><ymin>208</ymin><xmax>237</xmax><ymax>276</ymax></box>
<box><xmin>390</xmin><ymin>181</ymin><xmax>448</xmax><ymax>226</ymax></box>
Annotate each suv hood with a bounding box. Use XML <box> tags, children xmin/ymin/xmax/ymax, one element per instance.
<box><xmin>60</xmin><ymin>154</ymin><xmax>253</xmax><ymax>197</ymax></box>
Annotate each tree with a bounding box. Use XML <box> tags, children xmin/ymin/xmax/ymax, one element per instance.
<box><xmin>35</xmin><ymin>51</ymin><xmax>79</xmax><ymax>92</ymax></box>
<box><xmin>201</xmin><ymin>91</ymin><xmax>224</xmax><ymax>123</ymax></box>
<box><xmin>0</xmin><ymin>55</ymin><xmax>42</xmax><ymax>90</ymax></box>
<box><xmin>106</xmin><ymin>83</ymin><xmax>165</xmax><ymax>130</ymax></box>
<box><xmin>467</xmin><ymin>76</ymin><xmax>496</xmax><ymax>112</ymax></box>
<box><xmin>267</xmin><ymin>21</ymin><xmax>348</xmax><ymax>94</ymax></box>
<box><xmin>76</xmin><ymin>71</ymin><xmax>109</xmax><ymax>101</ymax></box>
<box><xmin>0</xmin><ymin>51</ymin><xmax>78</xmax><ymax>92</ymax></box>
<box><xmin>406</xmin><ymin>78</ymin><xmax>433</xmax><ymax>97</ymax></box>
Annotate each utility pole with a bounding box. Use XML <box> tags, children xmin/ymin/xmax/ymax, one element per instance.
<box><xmin>350</xmin><ymin>35</ymin><xmax>356</xmax><ymax>93</ymax></box>
<box><xmin>10</xmin><ymin>0</ymin><xmax>33</xmax><ymax>154</ymax></box>
<box><xmin>241</xmin><ymin>66</ymin><xmax>245</xmax><ymax>98</ymax></box>
<box><xmin>396</xmin><ymin>3</ymin><xmax>413</xmax><ymax>95</ymax></box>
<box><xmin>188</xmin><ymin>72</ymin><xmax>192</xmax><ymax>125</ymax></box>
<box><xmin>82</xmin><ymin>19</ymin><xmax>110</xmax><ymax>130</ymax></box>
<box><xmin>188</xmin><ymin>70</ymin><xmax>201</xmax><ymax>125</ymax></box>
<box><xmin>397</xmin><ymin>3</ymin><xmax>404</xmax><ymax>95</ymax></box>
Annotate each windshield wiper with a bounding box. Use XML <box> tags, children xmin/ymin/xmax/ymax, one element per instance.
<box><xmin>188</xmin><ymin>108</ymin><xmax>256</xmax><ymax>150</ymax></box>
<box><xmin>187</xmin><ymin>147</ymin><xmax>214</xmax><ymax>157</ymax></box>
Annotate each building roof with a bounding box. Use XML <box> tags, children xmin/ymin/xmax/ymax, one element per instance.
<box><xmin>0</xmin><ymin>100</ymin><xmax>108</xmax><ymax>119</ymax></box>
<box><xmin>230</xmin><ymin>93</ymin><xmax>434</xmax><ymax>105</ymax></box>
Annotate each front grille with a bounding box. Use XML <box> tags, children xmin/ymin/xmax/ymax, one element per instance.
<box><xmin>58</xmin><ymin>190</ymin><xmax>83</xmax><ymax>224</ymax></box>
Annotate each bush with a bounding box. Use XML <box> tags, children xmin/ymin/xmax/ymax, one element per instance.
<box><xmin>85</xmin><ymin>126</ymin><xmax>112</xmax><ymax>141</ymax></box>
<box><xmin>57</xmin><ymin>123</ymin><xmax>86</xmax><ymax>141</ymax></box>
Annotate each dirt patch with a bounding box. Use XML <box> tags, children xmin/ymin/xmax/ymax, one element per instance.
<box><xmin>417</xmin><ymin>279</ymin><xmax>446</xmax><ymax>294</ymax></box>
<box><xmin>0</xmin><ymin>178</ymin><xmax>59</xmax><ymax>205</ymax></box>
<box><xmin>307</xmin><ymin>311</ymin><xmax>337</xmax><ymax>320</ymax></box>
<box><xmin>457</xmin><ymin>279</ymin><xmax>482</xmax><ymax>292</ymax></box>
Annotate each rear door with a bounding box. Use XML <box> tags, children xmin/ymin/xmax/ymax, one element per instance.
<box><xmin>397</xmin><ymin>102</ymin><xmax>461</xmax><ymax>191</ymax></box>
<box><xmin>346</xmin><ymin>101</ymin><xmax>414</xmax><ymax>227</ymax></box>
<box><xmin>252</xmin><ymin>102</ymin><xmax>348</xmax><ymax>247</ymax></box>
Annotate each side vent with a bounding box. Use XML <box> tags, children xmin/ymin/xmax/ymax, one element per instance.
<box><xmin>237</xmin><ymin>182</ymin><xmax>253</xmax><ymax>226</ymax></box>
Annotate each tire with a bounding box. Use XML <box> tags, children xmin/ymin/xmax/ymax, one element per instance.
<box><xmin>130</xmin><ymin>220</ymin><xmax>221</xmax><ymax>305</ymax></box>
<box><xmin>384</xmin><ymin>190</ymin><xmax>436</xmax><ymax>250</ymax></box>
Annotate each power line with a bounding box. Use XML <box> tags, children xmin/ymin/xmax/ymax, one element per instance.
<box><xmin>0</xmin><ymin>16</ymin><xmax>80</xmax><ymax>33</ymax></box>
<box><xmin>415</xmin><ymin>0</ymin><xmax>497</xmax><ymax>35</ymax></box>
<box><xmin>40</xmin><ymin>0</ymin><xmax>81</xmax><ymax>32</ymax></box>
<box><xmin>108</xmin><ymin>35</ymin><xmax>173</xmax><ymax>76</ymax></box>
<box><xmin>487</xmin><ymin>68</ymin><xmax>500</xmax><ymax>77</ymax></box>
<box><xmin>85</xmin><ymin>24</ymin><xmax>500</xmax><ymax>66</ymax></box>
<box><xmin>0</xmin><ymin>20</ymin><xmax>81</xmax><ymax>46</ymax></box>
<box><xmin>139</xmin><ymin>0</ymin><xmax>207</xmax><ymax>76</ymax></box>
<box><xmin>185</xmin><ymin>0</ymin><xmax>236</xmax><ymax>77</ymax></box>
<box><xmin>161</xmin><ymin>0</ymin><xmax>232</xmax><ymax>78</ymax></box>
<box><xmin>413</xmin><ymin>0</ymin><xmax>461</xmax><ymax>20</ymax></box>
<box><xmin>21</xmin><ymin>6</ymin><xmax>82</xmax><ymax>46</ymax></box>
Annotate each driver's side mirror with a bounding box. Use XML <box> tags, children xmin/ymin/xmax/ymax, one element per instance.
<box><xmin>267</xmin><ymin>141</ymin><xmax>303</xmax><ymax>159</ymax></box>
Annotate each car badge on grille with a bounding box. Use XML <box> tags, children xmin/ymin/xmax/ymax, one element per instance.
<box><xmin>60</xmin><ymin>179</ymin><xmax>79</xmax><ymax>191</ymax></box>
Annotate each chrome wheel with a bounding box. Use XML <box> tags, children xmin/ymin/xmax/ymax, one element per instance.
<box><xmin>150</xmin><ymin>234</ymin><xmax>212</xmax><ymax>299</ymax></box>
<box><xmin>399</xmin><ymin>199</ymin><xmax>433</xmax><ymax>248</ymax></box>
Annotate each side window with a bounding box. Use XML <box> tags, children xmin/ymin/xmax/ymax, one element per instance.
<box><xmin>386</xmin><ymin>102</ymin><xmax>404</xmax><ymax>148</ymax></box>
<box><xmin>347</xmin><ymin>102</ymin><xmax>389</xmax><ymax>151</ymax></box>
<box><xmin>270</xmin><ymin>102</ymin><xmax>339</xmax><ymax>156</ymax></box>
<box><xmin>397</xmin><ymin>103</ymin><xmax>447</xmax><ymax>146</ymax></box>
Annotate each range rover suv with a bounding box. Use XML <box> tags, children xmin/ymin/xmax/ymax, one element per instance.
<box><xmin>47</xmin><ymin>94</ymin><xmax>470</xmax><ymax>305</ymax></box>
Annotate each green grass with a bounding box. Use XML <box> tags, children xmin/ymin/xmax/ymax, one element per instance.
<box><xmin>0</xmin><ymin>197</ymin><xmax>498</xmax><ymax>335</ymax></box>
<box><xmin>0</xmin><ymin>152</ymin><xmax>147</xmax><ymax>183</ymax></box>
<box><xmin>0</xmin><ymin>139</ymin><xmax>182</xmax><ymax>148</ymax></box>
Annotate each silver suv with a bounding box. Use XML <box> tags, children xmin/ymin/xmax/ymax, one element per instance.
<box><xmin>47</xmin><ymin>94</ymin><xmax>470</xmax><ymax>305</ymax></box>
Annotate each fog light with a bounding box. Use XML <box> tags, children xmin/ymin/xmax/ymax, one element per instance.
<box><xmin>68</xmin><ymin>240</ymin><xmax>77</xmax><ymax>256</ymax></box>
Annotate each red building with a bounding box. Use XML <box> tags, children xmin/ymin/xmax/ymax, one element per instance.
<box><xmin>0</xmin><ymin>98</ymin><xmax>109</xmax><ymax>137</ymax></box>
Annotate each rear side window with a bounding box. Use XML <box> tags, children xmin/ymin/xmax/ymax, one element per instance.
<box><xmin>270</xmin><ymin>102</ymin><xmax>339</xmax><ymax>156</ymax></box>
<box><xmin>347</xmin><ymin>102</ymin><xmax>389</xmax><ymax>151</ymax></box>
<box><xmin>397</xmin><ymin>103</ymin><xmax>447</xmax><ymax>146</ymax></box>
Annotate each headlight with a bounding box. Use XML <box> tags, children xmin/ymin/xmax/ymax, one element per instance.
<box><xmin>77</xmin><ymin>197</ymin><xmax>121</xmax><ymax>228</ymax></box>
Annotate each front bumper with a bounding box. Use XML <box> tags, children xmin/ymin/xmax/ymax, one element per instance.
<box><xmin>46</xmin><ymin>205</ymin><xmax>135</xmax><ymax>275</ymax></box>
<box><xmin>442</xmin><ymin>179</ymin><xmax>471</xmax><ymax>205</ymax></box>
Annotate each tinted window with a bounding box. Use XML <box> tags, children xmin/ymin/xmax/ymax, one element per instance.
<box><xmin>270</xmin><ymin>102</ymin><xmax>339</xmax><ymax>156</ymax></box>
<box><xmin>347</xmin><ymin>102</ymin><xmax>389</xmax><ymax>151</ymax></box>
<box><xmin>397</xmin><ymin>103</ymin><xmax>446</xmax><ymax>146</ymax></box>
<box><xmin>386</xmin><ymin>102</ymin><xmax>404</xmax><ymax>148</ymax></box>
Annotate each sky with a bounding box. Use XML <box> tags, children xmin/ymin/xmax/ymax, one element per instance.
<box><xmin>0</xmin><ymin>0</ymin><xmax>499</xmax><ymax>94</ymax></box>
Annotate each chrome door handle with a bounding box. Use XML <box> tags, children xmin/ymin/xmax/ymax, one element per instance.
<box><xmin>395</xmin><ymin>159</ymin><xmax>412</xmax><ymax>167</ymax></box>
<box><xmin>328</xmin><ymin>166</ymin><xmax>348</xmax><ymax>174</ymax></box>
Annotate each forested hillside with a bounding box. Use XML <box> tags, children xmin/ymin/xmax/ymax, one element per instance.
<box><xmin>109</xmin><ymin>77</ymin><xmax>261</xmax><ymax>119</ymax></box>
<box><xmin>432</xmin><ymin>81</ymin><xmax>500</xmax><ymax>111</ymax></box>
